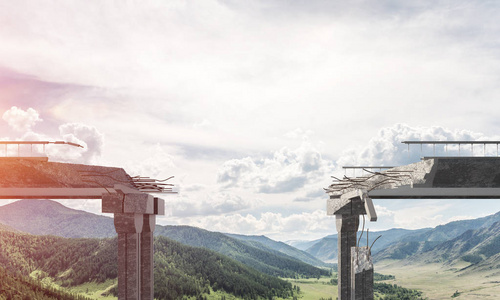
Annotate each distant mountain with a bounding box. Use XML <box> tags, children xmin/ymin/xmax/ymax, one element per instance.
<box><xmin>375</xmin><ymin>220</ymin><xmax>500</xmax><ymax>267</ymax></box>
<box><xmin>286</xmin><ymin>239</ymin><xmax>321</xmax><ymax>251</ymax></box>
<box><xmin>420</xmin><ymin>221</ymin><xmax>500</xmax><ymax>265</ymax></box>
<box><xmin>305</xmin><ymin>235</ymin><xmax>338</xmax><ymax>263</ymax></box>
<box><xmin>297</xmin><ymin>211</ymin><xmax>500</xmax><ymax>263</ymax></box>
<box><xmin>225</xmin><ymin>233</ymin><xmax>330</xmax><ymax>267</ymax></box>
<box><xmin>155</xmin><ymin>225</ymin><xmax>329</xmax><ymax>278</ymax></box>
<box><xmin>303</xmin><ymin>228</ymin><xmax>430</xmax><ymax>263</ymax></box>
<box><xmin>0</xmin><ymin>200</ymin><xmax>116</xmax><ymax>238</ymax></box>
<box><xmin>373</xmin><ymin>212</ymin><xmax>500</xmax><ymax>261</ymax></box>
<box><xmin>400</xmin><ymin>211</ymin><xmax>500</xmax><ymax>243</ymax></box>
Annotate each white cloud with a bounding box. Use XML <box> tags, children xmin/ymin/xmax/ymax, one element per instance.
<box><xmin>446</xmin><ymin>215</ymin><xmax>477</xmax><ymax>223</ymax></box>
<box><xmin>373</xmin><ymin>205</ymin><xmax>396</xmax><ymax>218</ymax></box>
<box><xmin>167</xmin><ymin>192</ymin><xmax>256</xmax><ymax>217</ymax></box>
<box><xmin>284</xmin><ymin>128</ymin><xmax>314</xmax><ymax>140</ymax></box>
<box><xmin>162</xmin><ymin>209</ymin><xmax>335</xmax><ymax>241</ymax></box>
<box><xmin>335</xmin><ymin>124</ymin><xmax>500</xmax><ymax>171</ymax></box>
<box><xmin>217</xmin><ymin>141</ymin><xmax>334</xmax><ymax>193</ymax></box>
<box><xmin>1</xmin><ymin>106</ymin><xmax>104</xmax><ymax>164</ymax></box>
<box><xmin>57</xmin><ymin>123</ymin><xmax>104</xmax><ymax>164</ymax></box>
<box><xmin>122</xmin><ymin>143</ymin><xmax>176</xmax><ymax>179</ymax></box>
<box><xmin>2</xmin><ymin>106</ymin><xmax>42</xmax><ymax>132</ymax></box>
<box><xmin>193</xmin><ymin>119</ymin><xmax>212</xmax><ymax>129</ymax></box>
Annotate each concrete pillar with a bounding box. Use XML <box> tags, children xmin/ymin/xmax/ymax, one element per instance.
<box><xmin>141</xmin><ymin>214</ymin><xmax>156</xmax><ymax>299</ymax></box>
<box><xmin>115</xmin><ymin>213</ymin><xmax>144</xmax><ymax>300</ymax></box>
<box><xmin>104</xmin><ymin>191</ymin><xmax>165</xmax><ymax>300</ymax></box>
<box><xmin>351</xmin><ymin>247</ymin><xmax>374</xmax><ymax>300</ymax></box>
<box><xmin>336</xmin><ymin>214</ymin><xmax>359</xmax><ymax>300</ymax></box>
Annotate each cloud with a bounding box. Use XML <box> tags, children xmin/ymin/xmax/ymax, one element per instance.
<box><xmin>284</xmin><ymin>128</ymin><xmax>314</xmax><ymax>140</ymax></box>
<box><xmin>163</xmin><ymin>209</ymin><xmax>335</xmax><ymax>241</ymax></box>
<box><xmin>2</xmin><ymin>106</ymin><xmax>42</xmax><ymax>132</ymax></box>
<box><xmin>392</xmin><ymin>203</ymin><xmax>450</xmax><ymax>229</ymax></box>
<box><xmin>1</xmin><ymin>106</ymin><xmax>104</xmax><ymax>164</ymax></box>
<box><xmin>217</xmin><ymin>142</ymin><xmax>334</xmax><ymax>193</ymax></box>
<box><xmin>57</xmin><ymin>123</ymin><xmax>104</xmax><ymax>164</ymax></box>
<box><xmin>167</xmin><ymin>192</ymin><xmax>255</xmax><ymax>217</ymax></box>
<box><xmin>123</xmin><ymin>143</ymin><xmax>176</xmax><ymax>178</ymax></box>
<box><xmin>336</xmin><ymin>123</ymin><xmax>500</xmax><ymax>171</ymax></box>
<box><xmin>293</xmin><ymin>188</ymin><xmax>329</xmax><ymax>202</ymax></box>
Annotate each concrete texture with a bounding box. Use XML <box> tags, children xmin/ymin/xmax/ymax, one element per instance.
<box><xmin>0</xmin><ymin>159</ymin><xmax>135</xmax><ymax>189</ymax></box>
<box><xmin>123</xmin><ymin>193</ymin><xmax>154</xmax><ymax>214</ymax></box>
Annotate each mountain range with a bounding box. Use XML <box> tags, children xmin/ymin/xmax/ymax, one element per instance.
<box><xmin>2</xmin><ymin>199</ymin><xmax>500</xmax><ymax>269</ymax></box>
<box><xmin>375</xmin><ymin>218</ymin><xmax>500</xmax><ymax>272</ymax></box>
<box><xmin>287</xmin><ymin>211</ymin><xmax>500</xmax><ymax>264</ymax></box>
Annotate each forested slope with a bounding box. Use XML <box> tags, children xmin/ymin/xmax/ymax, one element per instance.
<box><xmin>154</xmin><ymin>236</ymin><xmax>294</xmax><ymax>300</ymax></box>
<box><xmin>0</xmin><ymin>265</ymin><xmax>92</xmax><ymax>300</ymax></box>
<box><xmin>0</xmin><ymin>231</ymin><xmax>117</xmax><ymax>286</ymax></box>
<box><xmin>156</xmin><ymin>225</ymin><xmax>330</xmax><ymax>278</ymax></box>
<box><xmin>0</xmin><ymin>230</ymin><xmax>295</xmax><ymax>299</ymax></box>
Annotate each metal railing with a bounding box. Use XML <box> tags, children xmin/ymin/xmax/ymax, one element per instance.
<box><xmin>0</xmin><ymin>141</ymin><xmax>83</xmax><ymax>157</ymax></box>
<box><xmin>402</xmin><ymin>141</ymin><xmax>500</xmax><ymax>157</ymax></box>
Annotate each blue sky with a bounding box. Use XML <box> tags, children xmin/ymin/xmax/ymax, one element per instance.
<box><xmin>1</xmin><ymin>0</ymin><xmax>500</xmax><ymax>241</ymax></box>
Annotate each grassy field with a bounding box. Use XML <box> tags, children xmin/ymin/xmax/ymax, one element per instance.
<box><xmin>287</xmin><ymin>277</ymin><xmax>337</xmax><ymax>300</ymax></box>
<box><xmin>67</xmin><ymin>280</ymin><xmax>117</xmax><ymax>299</ymax></box>
<box><xmin>376</xmin><ymin>259</ymin><xmax>500</xmax><ymax>299</ymax></box>
<box><xmin>62</xmin><ymin>262</ymin><xmax>500</xmax><ymax>300</ymax></box>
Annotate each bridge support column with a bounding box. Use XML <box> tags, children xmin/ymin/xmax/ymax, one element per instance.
<box><xmin>104</xmin><ymin>188</ymin><xmax>165</xmax><ymax>300</ymax></box>
<box><xmin>328</xmin><ymin>191</ymin><xmax>369</xmax><ymax>300</ymax></box>
<box><xmin>115</xmin><ymin>213</ymin><xmax>143</xmax><ymax>300</ymax></box>
<box><xmin>336</xmin><ymin>213</ymin><xmax>359</xmax><ymax>300</ymax></box>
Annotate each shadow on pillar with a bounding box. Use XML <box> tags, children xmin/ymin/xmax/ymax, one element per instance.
<box><xmin>141</xmin><ymin>214</ymin><xmax>156</xmax><ymax>299</ymax></box>
<box><xmin>351</xmin><ymin>247</ymin><xmax>374</xmax><ymax>300</ymax></box>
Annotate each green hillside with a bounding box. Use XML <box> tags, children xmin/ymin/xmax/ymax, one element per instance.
<box><xmin>0</xmin><ymin>265</ymin><xmax>92</xmax><ymax>300</ymax></box>
<box><xmin>155</xmin><ymin>225</ymin><xmax>330</xmax><ymax>278</ymax></box>
<box><xmin>225</xmin><ymin>233</ymin><xmax>330</xmax><ymax>268</ymax></box>
<box><xmin>0</xmin><ymin>230</ymin><xmax>294</xmax><ymax>299</ymax></box>
<box><xmin>154</xmin><ymin>236</ymin><xmax>293</xmax><ymax>300</ymax></box>
<box><xmin>0</xmin><ymin>231</ymin><xmax>117</xmax><ymax>286</ymax></box>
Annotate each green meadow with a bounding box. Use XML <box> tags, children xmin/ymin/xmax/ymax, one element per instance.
<box><xmin>376</xmin><ymin>259</ymin><xmax>500</xmax><ymax>299</ymax></box>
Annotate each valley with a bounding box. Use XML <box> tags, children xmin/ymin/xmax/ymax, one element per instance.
<box><xmin>377</xmin><ymin>259</ymin><xmax>500</xmax><ymax>299</ymax></box>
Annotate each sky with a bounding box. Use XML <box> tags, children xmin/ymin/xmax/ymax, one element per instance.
<box><xmin>1</xmin><ymin>0</ymin><xmax>500</xmax><ymax>241</ymax></box>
